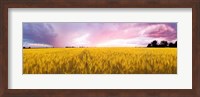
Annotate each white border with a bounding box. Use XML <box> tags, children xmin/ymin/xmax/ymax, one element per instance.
<box><xmin>8</xmin><ymin>8</ymin><xmax>192</xmax><ymax>89</ymax></box>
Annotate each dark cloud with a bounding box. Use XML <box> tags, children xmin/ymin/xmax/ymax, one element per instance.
<box><xmin>23</xmin><ymin>23</ymin><xmax>57</xmax><ymax>45</ymax></box>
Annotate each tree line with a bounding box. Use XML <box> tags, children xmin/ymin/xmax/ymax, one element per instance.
<box><xmin>147</xmin><ymin>40</ymin><xmax>177</xmax><ymax>48</ymax></box>
<box><xmin>23</xmin><ymin>40</ymin><xmax>177</xmax><ymax>49</ymax></box>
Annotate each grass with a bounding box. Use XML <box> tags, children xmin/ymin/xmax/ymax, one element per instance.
<box><xmin>23</xmin><ymin>48</ymin><xmax>177</xmax><ymax>74</ymax></box>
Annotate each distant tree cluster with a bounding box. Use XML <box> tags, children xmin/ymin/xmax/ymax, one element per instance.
<box><xmin>147</xmin><ymin>40</ymin><xmax>177</xmax><ymax>48</ymax></box>
<box><xmin>23</xmin><ymin>47</ymin><xmax>31</xmax><ymax>49</ymax></box>
<box><xmin>65</xmin><ymin>46</ymin><xmax>88</xmax><ymax>48</ymax></box>
<box><xmin>65</xmin><ymin>46</ymin><xmax>75</xmax><ymax>48</ymax></box>
<box><xmin>23</xmin><ymin>47</ymin><xmax>53</xmax><ymax>49</ymax></box>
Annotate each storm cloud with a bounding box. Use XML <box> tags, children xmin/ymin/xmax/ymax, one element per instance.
<box><xmin>23</xmin><ymin>23</ymin><xmax>57</xmax><ymax>47</ymax></box>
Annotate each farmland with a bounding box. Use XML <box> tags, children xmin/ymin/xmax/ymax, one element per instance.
<box><xmin>23</xmin><ymin>48</ymin><xmax>177</xmax><ymax>74</ymax></box>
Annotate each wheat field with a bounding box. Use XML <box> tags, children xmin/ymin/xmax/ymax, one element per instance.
<box><xmin>23</xmin><ymin>48</ymin><xmax>177</xmax><ymax>74</ymax></box>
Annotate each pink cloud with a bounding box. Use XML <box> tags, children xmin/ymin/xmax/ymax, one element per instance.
<box><xmin>142</xmin><ymin>24</ymin><xmax>177</xmax><ymax>41</ymax></box>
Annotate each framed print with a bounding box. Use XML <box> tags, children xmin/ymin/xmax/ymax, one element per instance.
<box><xmin>0</xmin><ymin>0</ymin><xmax>200</xmax><ymax>97</ymax></box>
<box><xmin>9</xmin><ymin>9</ymin><xmax>190</xmax><ymax>89</ymax></box>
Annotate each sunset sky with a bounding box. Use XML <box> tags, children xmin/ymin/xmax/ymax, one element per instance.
<box><xmin>23</xmin><ymin>22</ymin><xmax>177</xmax><ymax>47</ymax></box>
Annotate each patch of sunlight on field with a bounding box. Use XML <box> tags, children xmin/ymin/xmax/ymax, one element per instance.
<box><xmin>23</xmin><ymin>48</ymin><xmax>177</xmax><ymax>74</ymax></box>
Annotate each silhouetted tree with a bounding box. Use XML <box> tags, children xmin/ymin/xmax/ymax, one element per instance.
<box><xmin>147</xmin><ymin>40</ymin><xmax>177</xmax><ymax>48</ymax></box>
<box><xmin>159</xmin><ymin>41</ymin><xmax>168</xmax><ymax>47</ymax></box>
<box><xmin>174</xmin><ymin>41</ymin><xmax>177</xmax><ymax>47</ymax></box>
<box><xmin>147</xmin><ymin>44</ymin><xmax>152</xmax><ymax>47</ymax></box>
<box><xmin>28</xmin><ymin>47</ymin><xmax>31</xmax><ymax>49</ymax></box>
<box><xmin>151</xmin><ymin>40</ymin><xmax>158</xmax><ymax>47</ymax></box>
<box><xmin>168</xmin><ymin>41</ymin><xmax>177</xmax><ymax>47</ymax></box>
<box><xmin>168</xmin><ymin>42</ymin><xmax>174</xmax><ymax>47</ymax></box>
<box><xmin>23</xmin><ymin>47</ymin><xmax>25</xmax><ymax>49</ymax></box>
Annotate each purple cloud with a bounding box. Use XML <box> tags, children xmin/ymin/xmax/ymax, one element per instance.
<box><xmin>23</xmin><ymin>23</ymin><xmax>58</xmax><ymax>47</ymax></box>
<box><xmin>143</xmin><ymin>24</ymin><xmax>177</xmax><ymax>41</ymax></box>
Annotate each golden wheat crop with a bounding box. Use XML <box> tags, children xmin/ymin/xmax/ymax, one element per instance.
<box><xmin>23</xmin><ymin>48</ymin><xmax>177</xmax><ymax>74</ymax></box>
